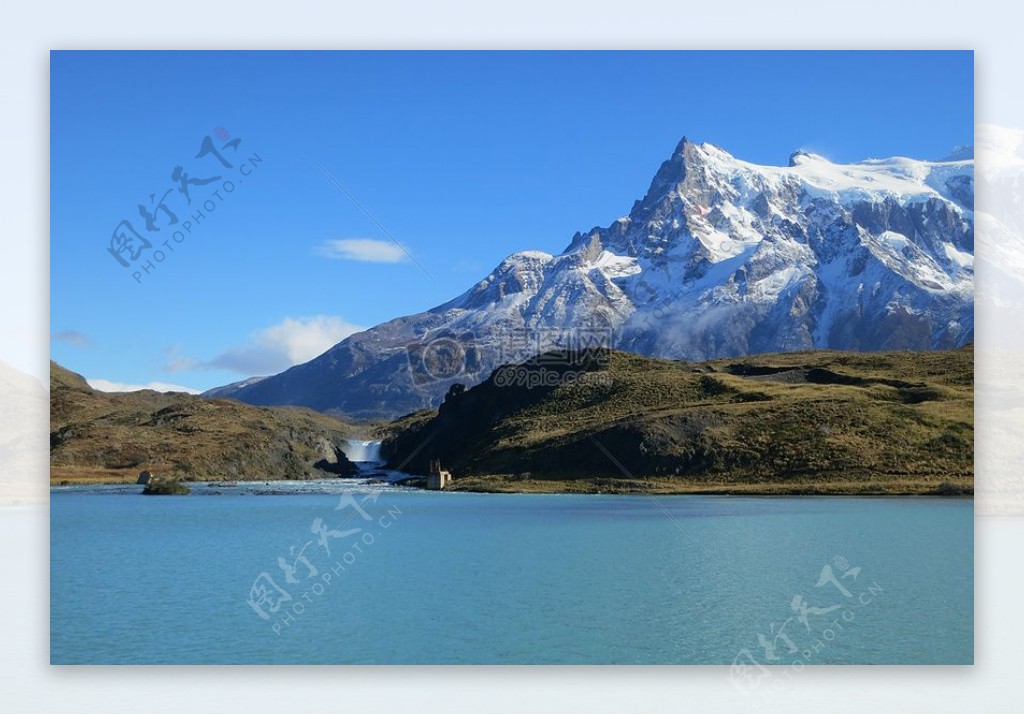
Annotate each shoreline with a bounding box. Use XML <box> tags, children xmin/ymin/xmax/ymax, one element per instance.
<box><xmin>445</xmin><ymin>475</ymin><xmax>973</xmax><ymax>496</ymax></box>
<box><xmin>50</xmin><ymin>469</ymin><xmax>973</xmax><ymax>496</ymax></box>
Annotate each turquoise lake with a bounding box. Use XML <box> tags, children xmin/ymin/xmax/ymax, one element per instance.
<box><xmin>50</xmin><ymin>483</ymin><xmax>973</xmax><ymax>665</ymax></box>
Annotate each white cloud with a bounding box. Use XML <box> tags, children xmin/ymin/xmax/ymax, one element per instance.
<box><xmin>314</xmin><ymin>238</ymin><xmax>408</xmax><ymax>263</ymax></box>
<box><xmin>167</xmin><ymin>315</ymin><xmax>364</xmax><ymax>376</ymax></box>
<box><xmin>87</xmin><ymin>378</ymin><xmax>202</xmax><ymax>394</ymax></box>
<box><xmin>52</xmin><ymin>330</ymin><xmax>91</xmax><ymax>347</ymax></box>
<box><xmin>162</xmin><ymin>345</ymin><xmax>200</xmax><ymax>372</ymax></box>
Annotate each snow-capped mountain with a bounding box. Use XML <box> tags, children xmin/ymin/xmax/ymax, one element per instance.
<box><xmin>211</xmin><ymin>136</ymin><xmax>974</xmax><ymax>419</ymax></box>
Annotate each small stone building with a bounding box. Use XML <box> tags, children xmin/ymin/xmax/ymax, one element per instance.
<box><xmin>426</xmin><ymin>459</ymin><xmax>451</xmax><ymax>490</ymax></box>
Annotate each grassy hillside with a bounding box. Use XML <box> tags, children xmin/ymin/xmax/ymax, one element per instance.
<box><xmin>50</xmin><ymin>361</ymin><xmax>359</xmax><ymax>484</ymax></box>
<box><xmin>380</xmin><ymin>347</ymin><xmax>974</xmax><ymax>494</ymax></box>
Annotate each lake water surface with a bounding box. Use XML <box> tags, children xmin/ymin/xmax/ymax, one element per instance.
<box><xmin>50</xmin><ymin>483</ymin><xmax>973</xmax><ymax>664</ymax></box>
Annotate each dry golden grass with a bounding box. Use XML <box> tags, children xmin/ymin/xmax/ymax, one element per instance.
<box><xmin>50</xmin><ymin>361</ymin><xmax>359</xmax><ymax>483</ymax></box>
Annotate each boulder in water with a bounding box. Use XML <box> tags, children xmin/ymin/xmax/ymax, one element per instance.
<box><xmin>142</xmin><ymin>475</ymin><xmax>190</xmax><ymax>495</ymax></box>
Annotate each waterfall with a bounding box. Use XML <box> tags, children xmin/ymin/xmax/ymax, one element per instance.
<box><xmin>342</xmin><ymin>439</ymin><xmax>383</xmax><ymax>466</ymax></box>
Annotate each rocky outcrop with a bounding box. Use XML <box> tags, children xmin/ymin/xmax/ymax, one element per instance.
<box><xmin>141</xmin><ymin>474</ymin><xmax>190</xmax><ymax>495</ymax></box>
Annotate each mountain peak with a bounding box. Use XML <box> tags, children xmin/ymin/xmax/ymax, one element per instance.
<box><xmin>631</xmin><ymin>136</ymin><xmax>702</xmax><ymax>216</ymax></box>
<box><xmin>672</xmin><ymin>135</ymin><xmax>691</xmax><ymax>155</ymax></box>
<box><xmin>788</xmin><ymin>149</ymin><xmax>828</xmax><ymax>167</ymax></box>
<box><xmin>940</xmin><ymin>145</ymin><xmax>974</xmax><ymax>162</ymax></box>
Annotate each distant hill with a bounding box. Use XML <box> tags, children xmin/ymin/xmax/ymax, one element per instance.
<box><xmin>50</xmin><ymin>361</ymin><xmax>358</xmax><ymax>483</ymax></box>
<box><xmin>380</xmin><ymin>347</ymin><xmax>974</xmax><ymax>494</ymax></box>
<box><xmin>201</xmin><ymin>374</ymin><xmax>268</xmax><ymax>399</ymax></box>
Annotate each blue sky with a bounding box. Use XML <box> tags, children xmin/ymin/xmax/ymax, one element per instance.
<box><xmin>50</xmin><ymin>50</ymin><xmax>973</xmax><ymax>392</ymax></box>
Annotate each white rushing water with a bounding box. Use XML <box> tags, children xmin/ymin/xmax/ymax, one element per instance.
<box><xmin>341</xmin><ymin>439</ymin><xmax>383</xmax><ymax>465</ymax></box>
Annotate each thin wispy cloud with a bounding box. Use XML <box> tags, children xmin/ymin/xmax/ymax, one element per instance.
<box><xmin>162</xmin><ymin>344</ymin><xmax>199</xmax><ymax>372</ymax></box>
<box><xmin>165</xmin><ymin>315</ymin><xmax>364</xmax><ymax>376</ymax></box>
<box><xmin>52</xmin><ymin>330</ymin><xmax>91</xmax><ymax>348</ymax></box>
<box><xmin>314</xmin><ymin>238</ymin><xmax>409</xmax><ymax>264</ymax></box>
<box><xmin>313</xmin><ymin>162</ymin><xmax>433</xmax><ymax>278</ymax></box>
